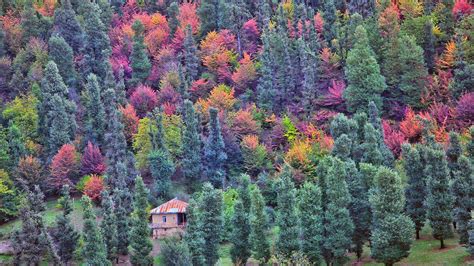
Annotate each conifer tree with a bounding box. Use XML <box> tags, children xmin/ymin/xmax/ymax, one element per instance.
<box><xmin>250</xmin><ymin>186</ymin><xmax>270</xmax><ymax>264</ymax></box>
<box><xmin>100</xmin><ymin>190</ymin><xmax>118</xmax><ymax>262</ymax></box>
<box><xmin>113</xmin><ymin>166</ymin><xmax>132</xmax><ymax>256</ymax></box>
<box><xmin>275</xmin><ymin>165</ymin><xmax>299</xmax><ymax>259</ymax></box>
<box><xmin>183</xmin><ymin>25</ymin><xmax>200</xmax><ymax>82</ymax></box>
<box><xmin>469</xmin><ymin>219</ymin><xmax>474</xmax><ymax>257</ymax></box>
<box><xmin>446</xmin><ymin>131</ymin><xmax>462</xmax><ymax>178</ymax></box>
<box><xmin>48</xmin><ymin>35</ymin><xmax>77</xmax><ymax>88</ymax></box>
<box><xmin>7</xmin><ymin>123</ymin><xmax>26</xmax><ymax>168</ymax></box>
<box><xmin>450</xmin><ymin>36</ymin><xmax>473</xmax><ymax>99</ymax></box>
<box><xmin>451</xmin><ymin>156</ymin><xmax>473</xmax><ymax>244</ymax></box>
<box><xmin>52</xmin><ymin>185</ymin><xmax>79</xmax><ymax>264</ymax></box>
<box><xmin>230</xmin><ymin>199</ymin><xmax>251</xmax><ymax>265</ymax></box>
<box><xmin>370</xmin><ymin>167</ymin><xmax>415</xmax><ymax>265</ymax></box>
<box><xmin>0</xmin><ymin>23</ymin><xmax>5</xmax><ymax>57</ymax></box>
<box><xmin>298</xmin><ymin>181</ymin><xmax>323</xmax><ymax>263</ymax></box>
<box><xmin>426</xmin><ymin>148</ymin><xmax>453</xmax><ymax>249</ymax></box>
<box><xmin>130</xmin><ymin>20</ymin><xmax>151</xmax><ymax>87</ymax></box>
<box><xmin>83</xmin><ymin>74</ymin><xmax>106</xmax><ymax>146</ymax></box>
<box><xmin>148</xmin><ymin>148</ymin><xmax>174</xmax><ymax>204</ymax></box>
<box><xmin>344</xmin><ymin>25</ymin><xmax>386</xmax><ymax>113</ymax></box>
<box><xmin>348</xmin><ymin>0</ymin><xmax>375</xmax><ymax>18</ymax></box>
<box><xmin>20</xmin><ymin>2</ymin><xmax>48</xmax><ymax>43</ymax></box>
<box><xmin>423</xmin><ymin>21</ymin><xmax>435</xmax><ymax>73</ymax></box>
<box><xmin>82</xmin><ymin>1</ymin><xmax>111</xmax><ymax>80</ymax></box>
<box><xmin>182</xmin><ymin>100</ymin><xmax>202</xmax><ymax>185</ymax></box>
<box><xmin>200</xmin><ymin>183</ymin><xmax>223</xmax><ymax>266</ymax></box>
<box><xmin>399</xmin><ymin>35</ymin><xmax>429</xmax><ymax>108</ymax></box>
<box><xmin>81</xmin><ymin>195</ymin><xmax>110</xmax><ymax>265</ymax></box>
<box><xmin>361</xmin><ymin>124</ymin><xmax>384</xmax><ymax>166</ymax></box>
<box><xmin>167</xmin><ymin>2</ymin><xmax>180</xmax><ymax>38</ymax></box>
<box><xmin>199</xmin><ymin>0</ymin><xmax>223</xmax><ymax>36</ymax></box>
<box><xmin>161</xmin><ymin>238</ymin><xmax>192</xmax><ymax>266</ymax></box>
<box><xmin>53</xmin><ymin>0</ymin><xmax>84</xmax><ymax>53</ymax></box>
<box><xmin>322</xmin><ymin>0</ymin><xmax>337</xmax><ymax>46</ymax></box>
<box><xmin>256</xmin><ymin>32</ymin><xmax>276</xmax><ymax>112</ymax></box>
<box><xmin>129</xmin><ymin>176</ymin><xmax>153</xmax><ymax>265</ymax></box>
<box><xmin>204</xmin><ymin>108</ymin><xmax>227</xmax><ymax>188</ymax></box>
<box><xmin>184</xmin><ymin>198</ymin><xmax>206</xmax><ymax>266</ymax></box>
<box><xmin>368</xmin><ymin>101</ymin><xmax>394</xmax><ymax>167</ymax></box>
<box><xmin>223</xmin><ymin>0</ymin><xmax>251</xmax><ymax>57</ymax></box>
<box><xmin>403</xmin><ymin>144</ymin><xmax>427</xmax><ymax>239</ymax></box>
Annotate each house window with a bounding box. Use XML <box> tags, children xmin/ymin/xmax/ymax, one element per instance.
<box><xmin>162</xmin><ymin>216</ymin><xmax>167</xmax><ymax>223</ymax></box>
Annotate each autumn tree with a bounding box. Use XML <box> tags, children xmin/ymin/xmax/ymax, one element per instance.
<box><xmin>81</xmin><ymin>141</ymin><xmax>106</xmax><ymax>176</ymax></box>
<box><xmin>49</xmin><ymin>143</ymin><xmax>80</xmax><ymax>192</ymax></box>
<box><xmin>16</xmin><ymin>156</ymin><xmax>44</xmax><ymax>190</ymax></box>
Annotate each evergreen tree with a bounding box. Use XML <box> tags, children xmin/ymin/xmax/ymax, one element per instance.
<box><xmin>370</xmin><ymin>167</ymin><xmax>415</xmax><ymax>266</ymax></box>
<box><xmin>81</xmin><ymin>195</ymin><xmax>110</xmax><ymax>265</ymax></box>
<box><xmin>275</xmin><ymin>165</ymin><xmax>299</xmax><ymax>259</ymax></box>
<box><xmin>199</xmin><ymin>0</ymin><xmax>223</xmax><ymax>36</ymax></box>
<box><xmin>348</xmin><ymin>0</ymin><xmax>375</xmax><ymax>18</ymax></box>
<box><xmin>403</xmin><ymin>144</ymin><xmax>427</xmax><ymax>239</ymax></box>
<box><xmin>361</xmin><ymin>124</ymin><xmax>384</xmax><ymax>166</ymax></box>
<box><xmin>446</xmin><ymin>131</ymin><xmax>462</xmax><ymax>178</ymax></box>
<box><xmin>200</xmin><ymin>183</ymin><xmax>223</xmax><ymax>266</ymax></box>
<box><xmin>184</xmin><ymin>198</ymin><xmax>206</xmax><ymax>266</ymax></box>
<box><xmin>182</xmin><ymin>100</ymin><xmax>202</xmax><ymax>185</ymax></box>
<box><xmin>53</xmin><ymin>0</ymin><xmax>84</xmax><ymax>53</ymax></box>
<box><xmin>230</xmin><ymin>199</ymin><xmax>251</xmax><ymax>265</ymax></box>
<box><xmin>249</xmin><ymin>186</ymin><xmax>270</xmax><ymax>264</ymax></box>
<box><xmin>100</xmin><ymin>190</ymin><xmax>118</xmax><ymax>262</ymax></box>
<box><xmin>167</xmin><ymin>2</ymin><xmax>180</xmax><ymax>39</ymax></box>
<box><xmin>183</xmin><ymin>25</ymin><xmax>200</xmax><ymax>82</ymax></box>
<box><xmin>48</xmin><ymin>35</ymin><xmax>77</xmax><ymax>88</ymax></box>
<box><xmin>20</xmin><ymin>2</ymin><xmax>49</xmax><ymax>43</ymax></box>
<box><xmin>113</xmin><ymin>166</ymin><xmax>132</xmax><ymax>256</ymax></box>
<box><xmin>322</xmin><ymin>0</ymin><xmax>337</xmax><ymax>46</ymax></box>
<box><xmin>298</xmin><ymin>181</ymin><xmax>323</xmax><ymax>263</ymax></box>
<box><xmin>451</xmin><ymin>156</ymin><xmax>473</xmax><ymax>244</ymax></box>
<box><xmin>7</xmin><ymin>122</ymin><xmax>26</xmax><ymax>168</ymax></box>
<box><xmin>52</xmin><ymin>185</ymin><xmax>79</xmax><ymax>264</ymax></box>
<box><xmin>204</xmin><ymin>108</ymin><xmax>227</xmax><ymax>188</ymax></box>
<box><xmin>83</xmin><ymin>74</ymin><xmax>106</xmax><ymax>146</ymax></box>
<box><xmin>223</xmin><ymin>0</ymin><xmax>251</xmax><ymax>57</ymax></box>
<box><xmin>82</xmin><ymin>1</ymin><xmax>111</xmax><ymax>80</ymax></box>
<box><xmin>368</xmin><ymin>101</ymin><xmax>394</xmax><ymax>167</ymax></box>
<box><xmin>423</xmin><ymin>21</ymin><xmax>435</xmax><ymax>74</ymax></box>
<box><xmin>148</xmin><ymin>149</ymin><xmax>174</xmax><ymax>204</ymax></box>
<box><xmin>129</xmin><ymin>176</ymin><xmax>153</xmax><ymax>265</ymax></box>
<box><xmin>130</xmin><ymin>20</ymin><xmax>151</xmax><ymax>87</ymax></box>
<box><xmin>115</xmin><ymin>66</ymin><xmax>127</xmax><ymax>106</ymax></box>
<box><xmin>469</xmin><ymin>219</ymin><xmax>474</xmax><ymax>257</ymax></box>
<box><xmin>344</xmin><ymin>25</ymin><xmax>386</xmax><ymax>113</ymax></box>
<box><xmin>399</xmin><ymin>35</ymin><xmax>429</xmax><ymax>108</ymax></box>
<box><xmin>450</xmin><ymin>36</ymin><xmax>474</xmax><ymax>99</ymax></box>
<box><xmin>426</xmin><ymin>148</ymin><xmax>453</xmax><ymax>249</ymax></box>
<box><xmin>320</xmin><ymin>157</ymin><xmax>354</xmax><ymax>265</ymax></box>
<box><xmin>161</xmin><ymin>238</ymin><xmax>192</xmax><ymax>266</ymax></box>
<box><xmin>256</xmin><ymin>32</ymin><xmax>276</xmax><ymax>112</ymax></box>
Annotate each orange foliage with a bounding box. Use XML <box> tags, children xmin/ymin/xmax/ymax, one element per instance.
<box><xmin>421</xmin><ymin>70</ymin><xmax>453</xmax><ymax>105</ymax></box>
<box><xmin>178</xmin><ymin>3</ymin><xmax>200</xmax><ymax>34</ymax></box>
<box><xmin>231</xmin><ymin>53</ymin><xmax>257</xmax><ymax>95</ymax></box>
<box><xmin>120</xmin><ymin>104</ymin><xmax>140</xmax><ymax>144</ymax></box>
<box><xmin>84</xmin><ymin>175</ymin><xmax>105</xmax><ymax>202</ymax></box>
<box><xmin>0</xmin><ymin>11</ymin><xmax>22</xmax><ymax>53</ymax></box>
<box><xmin>241</xmin><ymin>135</ymin><xmax>260</xmax><ymax>150</ymax></box>
<box><xmin>379</xmin><ymin>4</ymin><xmax>400</xmax><ymax>38</ymax></box>
<box><xmin>230</xmin><ymin>107</ymin><xmax>259</xmax><ymax>138</ymax></box>
<box><xmin>285</xmin><ymin>139</ymin><xmax>312</xmax><ymax>168</ymax></box>
<box><xmin>196</xmin><ymin>84</ymin><xmax>236</xmax><ymax>115</ymax></box>
<box><xmin>436</xmin><ymin>40</ymin><xmax>456</xmax><ymax>70</ymax></box>
<box><xmin>50</xmin><ymin>144</ymin><xmax>79</xmax><ymax>182</ymax></box>
<box><xmin>314</xmin><ymin>12</ymin><xmax>324</xmax><ymax>34</ymax></box>
<box><xmin>34</xmin><ymin>0</ymin><xmax>56</xmax><ymax>17</ymax></box>
<box><xmin>400</xmin><ymin>107</ymin><xmax>424</xmax><ymax>142</ymax></box>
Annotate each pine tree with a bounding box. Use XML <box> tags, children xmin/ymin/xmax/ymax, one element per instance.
<box><xmin>48</xmin><ymin>35</ymin><xmax>77</xmax><ymax>88</ymax></box>
<box><xmin>200</xmin><ymin>183</ymin><xmax>223</xmax><ymax>266</ymax></box>
<box><xmin>320</xmin><ymin>157</ymin><xmax>354</xmax><ymax>265</ymax></box>
<box><xmin>20</xmin><ymin>2</ymin><xmax>48</xmax><ymax>43</ymax></box>
<box><xmin>322</xmin><ymin>0</ymin><xmax>337</xmax><ymax>46</ymax></box>
<box><xmin>368</xmin><ymin>101</ymin><xmax>394</xmax><ymax>167</ymax></box>
<box><xmin>450</xmin><ymin>36</ymin><xmax>474</xmax><ymax>99</ymax></box>
<box><xmin>230</xmin><ymin>199</ymin><xmax>251</xmax><ymax>265</ymax></box>
<box><xmin>7</xmin><ymin>122</ymin><xmax>26</xmax><ymax>168</ymax></box>
<box><xmin>161</xmin><ymin>238</ymin><xmax>192</xmax><ymax>266</ymax></box>
<box><xmin>182</xmin><ymin>100</ymin><xmax>202</xmax><ymax>185</ymax></box>
<box><xmin>53</xmin><ymin>0</ymin><xmax>84</xmax><ymax>53</ymax></box>
<box><xmin>81</xmin><ymin>195</ymin><xmax>110</xmax><ymax>265</ymax></box>
<box><xmin>451</xmin><ymin>156</ymin><xmax>473</xmax><ymax>244</ymax></box>
<box><xmin>148</xmin><ymin>149</ymin><xmax>174</xmax><ymax>204</ymax></box>
<box><xmin>113</xmin><ymin>166</ymin><xmax>132</xmax><ymax>256</ymax></box>
<box><xmin>423</xmin><ymin>20</ymin><xmax>435</xmax><ymax>74</ymax></box>
<box><xmin>83</xmin><ymin>74</ymin><xmax>106</xmax><ymax>146</ymax></box>
<box><xmin>183</xmin><ymin>25</ymin><xmax>200</xmax><ymax>82</ymax></box>
<box><xmin>223</xmin><ymin>0</ymin><xmax>251</xmax><ymax>58</ymax></box>
<box><xmin>204</xmin><ymin>108</ymin><xmax>227</xmax><ymax>188</ymax></box>
<box><xmin>361</xmin><ymin>124</ymin><xmax>384</xmax><ymax>166</ymax></box>
<box><xmin>402</xmin><ymin>144</ymin><xmax>427</xmax><ymax>239</ymax></box>
<box><xmin>298</xmin><ymin>181</ymin><xmax>323</xmax><ymax>263</ymax></box>
<box><xmin>167</xmin><ymin>2</ymin><xmax>180</xmax><ymax>39</ymax></box>
<box><xmin>370</xmin><ymin>167</ymin><xmax>415</xmax><ymax>265</ymax></box>
<box><xmin>256</xmin><ymin>32</ymin><xmax>276</xmax><ymax>112</ymax></box>
<box><xmin>100</xmin><ymin>190</ymin><xmax>118</xmax><ymax>262</ymax></box>
<box><xmin>129</xmin><ymin>176</ymin><xmax>153</xmax><ymax>265</ymax></box>
<box><xmin>426</xmin><ymin>148</ymin><xmax>453</xmax><ymax>249</ymax></box>
<box><xmin>184</xmin><ymin>198</ymin><xmax>206</xmax><ymax>266</ymax></box>
<box><xmin>199</xmin><ymin>0</ymin><xmax>222</xmax><ymax>36</ymax></box>
<box><xmin>116</xmin><ymin>66</ymin><xmax>127</xmax><ymax>106</ymax></box>
<box><xmin>446</xmin><ymin>131</ymin><xmax>462</xmax><ymax>178</ymax></box>
<box><xmin>130</xmin><ymin>20</ymin><xmax>151</xmax><ymax>87</ymax></box>
<box><xmin>343</xmin><ymin>25</ymin><xmax>386</xmax><ymax>113</ymax></box>
<box><xmin>348</xmin><ymin>0</ymin><xmax>376</xmax><ymax>18</ymax></box>
<box><xmin>82</xmin><ymin>1</ymin><xmax>111</xmax><ymax>80</ymax></box>
<box><xmin>275</xmin><ymin>165</ymin><xmax>299</xmax><ymax>259</ymax></box>
<box><xmin>52</xmin><ymin>185</ymin><xmax>79</xmax><ymax>264</ymax></box>
<box><xmin>249</xmin><ymin>186</ymin><xmax>270</xmax><ymax>264</ymax></box>
<box><xmin>399</xmin><ymin>35</ymin><xmax>429</xmax><ymax>108</ymax></box>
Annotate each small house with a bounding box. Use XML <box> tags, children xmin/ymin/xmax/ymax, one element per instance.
<box><xmin>150</xmin><ymin>198</ymin><xmax>188</xmax><ymax>238</ymax></box>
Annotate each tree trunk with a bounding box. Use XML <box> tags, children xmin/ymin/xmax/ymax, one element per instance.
<box><xmin>416</xmin><ymin>229</ymin><xmax>420</xmax><ymax>239</ymax></box>
<box><xmin>440</xmin><ymin>238</ymin><xmax>445</xmax><ymax>249</ymax></box>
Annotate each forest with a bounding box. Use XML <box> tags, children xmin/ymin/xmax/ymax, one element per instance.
<box><xmin>0</xmin><ymin>0</ymin><xmax>473</xmax><ymax>265</ymax></box>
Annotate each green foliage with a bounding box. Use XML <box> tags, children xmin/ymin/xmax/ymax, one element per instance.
<box><xmin>53</xmin><ymin>0</ymin><xmax>84</xmax><ymax>53</ymax></box>
<box><xmin>83</xmin><ymin>74</ymin><xmax>106</xmax><ymax>146</ymax></box>
<box><xmin>182</xmin><ymin>100</ymin><xmax>202</xmax><ymax>185</ymax></box>
<box><xmin>81</xmin><ymin>195</ymin><xmax>110</xmax><ymax>265</ymax></box>
<box><xmin>167</xmin><ymin>2</ymin><xmax>180</xmax><ymax>39</ymax></box>
<box><xmin>184</xmin><ymin>198</ymin><xmax>206</xmax><ymax>266</ymax></box>
<box><xmin>282</xmin><ymin>115</ymin><xmax>298</xmax><ymax>143</ymax></box>
<box><xmin>361</xmin><ymin>124</ymin><xmax>384</xmax><ymax>166</ymax></box>
<box><xmin>6</xmin><ymin>122</ymin><xmax>26</xmax><ymax>168</ymax></box>
<box><xmin>2</xmin><ymin>93</ymin><xmax>38</xmax><ymax>142</ymax></box>
<box><xmin>451</xmin><ymin>156</ymin><xmax>473</xmax><ymax>244</ymax></box>
<box><xmin>0</xmin><ymin>170</ymin><xmax>19</xmax><ymax>222</ymax></box>
<box><xmin>100</xmin><ymin>190</ymin><xmax>118</xmax><ymax>262</ymax></box>
<box><xmin>48</xmin><ymin>35</ymin><xmax>77</xmax><ymax>87</ymax></box>
<box><xmin>204</xmin><ymin>108</ymin><xmax>227</xmax><ymax>188</ymax></box>
<box><xmin>230</xmin><ymin>199</ymin><xmax>251</xmax><ymax>265</ymax></box>
<box><xmin>161</xmin><ymin>237</ymin><xmax>192</xmax><ymax>266</ymax></box>
<box><xmin>250</xmin><ymin>186</ymin><xmax>270</xmax><ymax>264</ymax></box>
<box><xmin>148</xmin><ymin>149</ymin><xmax>174</xmax><ymax>204</ymax></box>
<box><xmin>130</xmin><ymin>20</ymin><xmax>151</xmax><ymax>87</ymax></box>
<box><xmin>183</xmin><ymin>25</ymin><xmax>199</xmax><ymax>82</ymax></box>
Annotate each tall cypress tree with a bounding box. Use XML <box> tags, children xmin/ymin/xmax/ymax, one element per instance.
<box><xmin>53</xmin><ymin>0</ymin><xmax>84</xmax><ymax>53</ymax></box>
<box><xmin>446</xmin><ymin>131</ymin><xmax>462</xmax><ymax>178</ymax></box>
<box><xmin>204</xmin><ymin>107</ymin><xmax>227</xmax><ymax>188</ymax></box>
<box><xmin>100</xmin><ymin>190</ymin><xmax>118</xmax><ymax>262</ymax></box>
<box><xmin>182</xmin><ymin>100</ymin><xmax>202</xmax><ymax>186</ymax></box>
<box><xmin>200</xmin><ymin>183</ymin><xmax>223</xmax><ymax>266</ymax></box>
<box><xmin>81</xmin><ymin>195</ymin><xmax>110</xmax><ymax>265</ymax></box>
<box><xmin>275</xmin><ymin>165</ymin><xmax>299</xmax><ymax>259</ymax></box>
<box><xmin>298</xmin><ymin>181</ymin><xmax>323</xmax><ymax>263</ymax></box>
<box><xmin>130</xmin><ymin>20</ymin><xmax>151</xmax><ymax>87</ymax></box>
<box><xmin>256</xmin><ymin>32</ymin><xmax>276</xmax><ymax>112</ymax></box>
<box><xmin>183</xmin><ymin>25</ymin><xmax>200</xmax><ymax>82</ymax></box>
<box><xmin>426</xmin><ymin>148</ymin><xmax>453</xmax><ymax>249</ymax></box>
<box><xmin>423</xmin><ymin>20</ymin><xmax>435</xmax><ymax>74</ymax></box>
<box><xmin>450</xmin><ymin>36</ymin><xmax>474</xmax><ymax>99</ymax></box>
<box><xmin>249</xmin><ymin>186</ymin><xmax>270</xmax><ymax>264</ymax></box>
<box><xmin>361</xmin><ymin>124</ymin><xmax>384</xmax><ymax>166</ymax></box>
<box><xmin>184</xmin><ymin>198</ymin><xmax>206</xmax><ymax>266</ymax></box>
<box><xmin>48</xmin><ymin>35</ymin><xmax>77</xmax><ymax>88</ymax></box>
<box><xmin>370</xmin><ymin>167</ymin><xmax>415</xmax><ymax>265</ymax></box>
<box><xmin>113</xmin><ymin>164</ymin><xmax>132</xmax><ymax>256</ymax></box>
<box><xmin>167</xmin><ymin>2</ymin><xmax>180</xmax><ymax>38</ymax></box>
<box><xmin>344</xmin><ymin>25</ymin><xmax>386</xmax><ymax>113</ymax></box>
<box><xmin>403</xmin><ymin>144</ymin><xmax>427</xmax><ymax>239</ymax></box>
<box><xmin>451</xmin><ymin>156</ymin><xmax>473</xmax><ymax>244</ymax></box>
<box><xmin>7</xmin><ymin>123</ymin><xmax>26</xmax><ymax>168</ymax></box>
<box><xmin>230</xmin><ymin>199</ymin><xmax>251</xmax><ymax>265</ymax></box>
<box><xmin>148</xmin><ymin>148</ymin><xmax>174</xmax><ymax>205</ymax></box>
<box><xmin>322</xmin><ymin>0</ymin><xmax>337</xmax><ymax>47</ymax></box>
<box><xmin>83</xmin><ymin>74</ymin><xmax>106</xmax><ymax>147</ymax></box>
<box><xmin>52</xmin><ymin>185</ymin><xmax>79</xmax><ymax>264</ymax></box>
<box><xmin>198</xmin><ymin>0</ymin><xmax>222</xmax><ymax>36</ymax></box>
<box><xmin>223</xmin><ymin>0</ymin><xmax>251</xmax><ymax>58</ymax></box>
<box><xmin>368</xmin><ymin>101</ymin><xmax>394</xmax><ymax>167</ymax></box>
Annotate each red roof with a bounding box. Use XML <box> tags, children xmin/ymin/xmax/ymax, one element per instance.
<box><xmin>150</xmin><ymin>198</ymin><xmax>188</xmax><ymax>214</ymax></box>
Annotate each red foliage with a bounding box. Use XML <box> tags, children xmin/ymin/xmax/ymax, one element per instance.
<box><xmin>158</xmin><ymin>85</ymin><xmax>181</xmax><ymax>106</ymax></box>
<box><xmin>230</xmin><ymin>107</ymin><xmax>259</xmax><ymax>138</ymax></box>
<box><xmin>382</xmin><ymin>120</ymin><xmax>406</xmax><ymax>158</ymax></box>
<box><xmin>189</xmin><ymin>78</ymin><xmax>216</xmax><ymax>101</ymax></box>
<box><xmin>455</xmin><ymin>92</ymin><xmax>474</xmax><ymax>128</ymax></box>
<box><xmin>453</xmin><ymin>0</ymin><xmax>472</xmax><ymax>18</ymax></box>
<box><xmin>178</xmin><ymin>2</ymin><xmax>200</xmax><ymax>34</ymax></box>
<box><xmin>379</xmin><ymin>4</ymin><xmax>400</xmax><ymax>38</ymax></box>
<box><xmin>314</xmin><ymin>13</ymin><xmax>324</xmax><ymax>34</ymax></box>
<box><xmin>317</xmin><ymin>79</ymin><xmax>345</xmax><ymax>107</ymax></box>
<box><xmin>232</xmin><ymin>53</ymin><xmax>257</xmax><ymax>95</ymax></box>
<box><xmin>241</xmin><ymin>19</ymin><xmax>260</xmax><ymax>55</ymax></box>
<box><xmin>0</xmin><ymin>11</ymin><xmax>22</xmax><ymax>53</ymax></box>
<box><xmin>400</xmin><ymin>107</ymin><xmax>424</xmax><ymax>142</ymax></box>
<box><xmin>129</xmin><ymin>85</ymin><xmax>159</xmax><ymax>117</ymax></box>
<box><xmin>81</xmin><ymin>142</ymin><xmax>106</xmax><ymax>176</ymax></box>
<box><xmin>428</xmin><ymin>102</ymin><xmax>455</xmax><ymax>129</ymax></box>
<box><xmin>83</xmin><ymin>175</ymin><xmax>105</xmax><ymax>202</ymax></box>
<box><xmin>50</xmin><ymin>144</ymin><xmax>80</xmax><ymax>191</ymax></box>
<box><xmin>421</xmin><ymin>70</ymin><xmax>452</xmax><ymax>106</ymax></box>
<box><xmin>120</xmin><ymin>104</ymin><xmax>140</xmax><ymax>143</ymax></box>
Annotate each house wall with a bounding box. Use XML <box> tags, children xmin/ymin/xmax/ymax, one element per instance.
<box><xmin>152</xmin><ymin>213</ymin><xmax>178</xmax><ymax>229</ymax></box>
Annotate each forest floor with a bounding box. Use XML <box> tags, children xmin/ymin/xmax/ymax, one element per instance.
<box><xmin>0</xmin><ymin>198</ymin><xmax>472</xmax><ymax>265</ymax></box>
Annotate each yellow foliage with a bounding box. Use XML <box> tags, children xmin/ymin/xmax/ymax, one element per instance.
<box><xmin>437</xmin><ymin>40</ymin><xmax>456</xmax><ymax>70</ymax></box>
<box><xmin>196</xmin><ymin>84</ymin><xmax>236</xmax><ymax>116</ymax></box>
<box><xmin>285</xmin><ymin>139</ymin><xmax>312</xmax><ymax>168</ymax></box>
<box><xmin>399</xmin><ymin>0</ymin><xmax>423</xmax><ymax>17</ymax></box>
